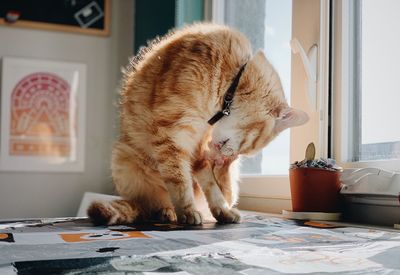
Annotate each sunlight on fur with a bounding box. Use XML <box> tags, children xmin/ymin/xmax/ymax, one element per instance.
<box><xmin>87</xmin><ymin>23</ymin><xmax>309</xmax><ymax>226</ymax></box>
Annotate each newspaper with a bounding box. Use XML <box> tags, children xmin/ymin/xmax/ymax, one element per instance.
<box><xmin>1</xmin><ymin>214</ymin><xmax>400</xmax><ymax>274</ymax></box>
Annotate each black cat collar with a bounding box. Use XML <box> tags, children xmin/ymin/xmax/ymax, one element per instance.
<box><xmin>208</xmin><ymin>63</ymin><xmax>247</xmax><ymax>125</ymax></box>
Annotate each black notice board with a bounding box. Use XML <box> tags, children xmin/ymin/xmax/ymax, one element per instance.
<box><xmin>134</xmin><ymin>0</ymin><xmax>176</xmax><ymax>53</ymax></box>
<box><xmin>0</xmin><ymin>0</ymin><xmax>110</xmax><ymax>36</ymax></box>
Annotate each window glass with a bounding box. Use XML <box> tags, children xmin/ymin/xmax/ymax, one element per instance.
<box><xmin>224</xmin><ymin>0</ymin><xmax>293</xmax><ymax>175</ymax></box>
<box><xmin>349</xmin><ymin>0</ymin><xmax>400</xmax><ymax>161</ymax></box>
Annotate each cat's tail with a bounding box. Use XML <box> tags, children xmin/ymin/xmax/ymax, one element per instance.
<box><xmin>87</xmin><ymin>199</ymin><xmax>139</xmax><ymax>225</ymax></box>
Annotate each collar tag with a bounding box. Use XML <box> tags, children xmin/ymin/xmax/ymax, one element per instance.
<box><xmin>222</xmin><ymin>108</ymin><xmax>230</xmax><ymax>116</ymax></box>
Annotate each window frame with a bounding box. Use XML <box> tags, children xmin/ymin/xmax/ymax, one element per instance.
<box><xmin>332</xmin><ymin>0</ymin><xmax>400</xmax><ymax>171</ymax></box>
<box><xmin>210</xmin><ymin>0</ymin><xmax>331</xmax><ymax>213</ymax></box>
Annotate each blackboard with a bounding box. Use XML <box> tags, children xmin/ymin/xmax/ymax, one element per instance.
<box><xmin>134</xmin><ymin>0</ymin><xmax>176</xmax><ymax>53</ymax></box>
<box><xmin>0</xmin><ymin>0</ymin><xmax>110</xmax><ymax>36</ymax></box>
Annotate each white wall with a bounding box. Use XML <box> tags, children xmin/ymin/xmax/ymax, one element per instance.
<box><xmin>0</xmin><ymin>0</ymin><xmax>134</xmax><ymax>219</ymax></box>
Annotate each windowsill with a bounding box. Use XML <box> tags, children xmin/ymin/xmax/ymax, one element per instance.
<box><xmin>240</xmin><ymin>210</ymin><xmax>400</xmax><ymax>232</ymax></box>
<box><xmin>238</xmin><ymin>195</ymin><xmax>291</xmax><ymax>214</ymax></box>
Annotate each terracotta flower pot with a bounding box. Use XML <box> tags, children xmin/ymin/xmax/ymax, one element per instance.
<box><xmin>289</xmin><ymin>168</ymin><xmax>342</xmax><ymax>212</ymax></box>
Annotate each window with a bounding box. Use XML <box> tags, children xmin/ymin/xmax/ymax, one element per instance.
<box><xmin>332</xmin><ymin>0</ymin><xmax>400</xmax><ymax>171</ymax></box>
<box><xmin>211</xmin><ymin>0</ymin><xmax>327</xmax><ymax>213</ymax></box>
<box><xmin>220</xmin><ymin>0</ymin><xmax>293</xmax><ymax>176</ymax></box>
<box><xmin>206</xmin><ymin>0</ymin><xmax>329</xmax><ymax>213</ymax></box>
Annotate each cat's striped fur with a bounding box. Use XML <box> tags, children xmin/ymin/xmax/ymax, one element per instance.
<box><xmin>87</xmin><ymin>23</ymin><xmax>308</xmax><ymax>225</ymax></box>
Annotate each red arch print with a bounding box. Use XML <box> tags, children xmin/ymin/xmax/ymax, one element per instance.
<box><xmin>10</xmin><ymin>72</ymin><xmax>75</xmax><ymax>157</ymax></box>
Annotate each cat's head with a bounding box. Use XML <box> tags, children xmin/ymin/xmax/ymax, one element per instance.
<box><xmin>210</xmin><ymin>50</ymin><xmax>308</xmax><ymax>160</ymax></box>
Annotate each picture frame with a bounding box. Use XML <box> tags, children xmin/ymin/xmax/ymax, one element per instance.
<box><xmin>0</xmin><ymin>57</ymin><xmax>86</xmax><ymax>172</ymax></box>
<box><xmin>0</xmin><ymin>0</ymin><xmax>110</xmax><ymax>36</ymax></box>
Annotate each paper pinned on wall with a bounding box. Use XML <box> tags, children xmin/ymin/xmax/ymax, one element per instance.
<box><xmin>0</xmin><ymin>57</ymin><xmax>86</xmax><ymax>172</ymax></box>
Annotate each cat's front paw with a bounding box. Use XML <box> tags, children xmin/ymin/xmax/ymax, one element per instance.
<box><xmin>211</xmin><ymin>207</ymin><xmax>241</xmax><ymax>223</ymax></box>
<box><xmin>157</xmin><ymin>207</ymin><xmax>177</xmax><ymax>223</ymax></box>
<box><xmin>178</xmin><ymin>208</ymin><xmax>203</xmax><ymax>225</ymax></box>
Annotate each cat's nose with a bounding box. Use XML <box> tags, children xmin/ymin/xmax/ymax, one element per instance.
<box><xmin>214</xmin><ymin>143</ymin><xmax>222</xmax><ymax>150</ymax></box>
<box><xmin>215</xmin><ymin>138</ymin><xmax>230</xmax><ymax>150</ymax></box>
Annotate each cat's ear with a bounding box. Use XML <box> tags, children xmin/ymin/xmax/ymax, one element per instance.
<box><xmin>250</xmin><ymin>50</ymin><xmax>277</xmax><ymax>78</ymax></box>
<box><xmin>250</xmin><ymin>50</ymin><xmax>269</xmax><ymax>67</ymax></box>
<box><xmin>274</xmin><ymin>107</ymin><xmax>309</xmax><ymax>132</ymax></box>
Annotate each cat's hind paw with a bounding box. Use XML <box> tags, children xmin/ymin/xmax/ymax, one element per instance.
<box><xmin>178</xmin><ymin>208</ymin><xmax>203</xmax><ymax>225</ymax></box>
<box><xmin>211</xmin><ymin>207</ymin><xmax>241</xmax><ymax>224</ymax></box>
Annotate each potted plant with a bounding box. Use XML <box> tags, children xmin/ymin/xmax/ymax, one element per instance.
<box><xmin>289</xmin><ymin>143</ymin><xmax>343</xmax><ymax>213</ymax></box>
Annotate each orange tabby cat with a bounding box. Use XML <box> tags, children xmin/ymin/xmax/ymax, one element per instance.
<box><xmin>88</xmin><ymin>23</ymin><xmax>308</xmax><ymax>225</ymax></box>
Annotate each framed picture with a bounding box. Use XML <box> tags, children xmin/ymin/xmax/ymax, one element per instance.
<box><xmin>0</xmin><ymin>57</ymin><xmax>86</xmax><ymax>172</ymax></box>
<box><xmin>0</xmin><ymin>0</ymin><xmax>110</xmax><ymax>36</ymax></box>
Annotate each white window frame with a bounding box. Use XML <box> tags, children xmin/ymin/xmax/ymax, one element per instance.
<box><xmin>332</xmin><ymin>0</ymin><xmax>400</xmax><ymax>172</ymax></box>
<box><xmin>211</xmin><ymin>0</ymin><xmax>331</xmax><ymax>213</ymax></box>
